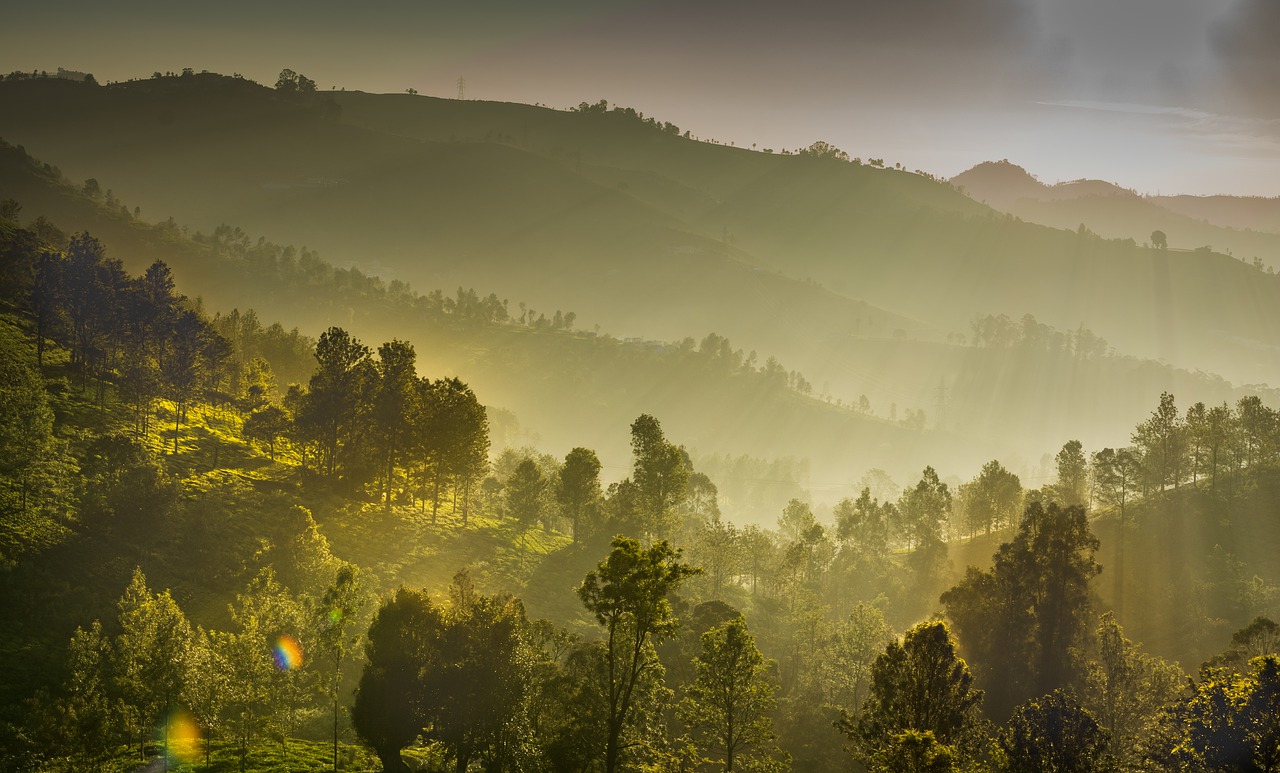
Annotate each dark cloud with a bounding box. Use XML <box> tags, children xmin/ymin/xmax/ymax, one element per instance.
<box><xmin>1211</xmin><ymin>0</ymin><xmax>1280</xmax><ymax>115</ymax></box>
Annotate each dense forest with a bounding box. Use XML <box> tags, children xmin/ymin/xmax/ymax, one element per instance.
<box><xmin>2</xmin><ymin>194</ymin><xmax>1280</xmax><ymax>773</ymax></box>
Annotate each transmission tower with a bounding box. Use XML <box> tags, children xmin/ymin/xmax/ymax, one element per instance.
<box><xmin>456</xmin><ymin>76</ymin><xmax>465</xmax><ymax>101</ymax></box>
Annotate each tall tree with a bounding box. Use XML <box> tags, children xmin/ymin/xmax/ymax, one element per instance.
<box><xmin>963</xmin><ymin>460</ymin><xmax>1022</xmax><ymax>536</ymax></box>
<box><xmin>578</xmin><ymin>536</ymin><xmax>698</xmax><ymax>773</ymax></box>
<box><xmin>941</xmin><ymin>502</ymin><xmax>1101</xmax><ymax>719</ymax></box>
<box><xmin>183</xmin><ymin>627</ymin><xmax>232</xmax><ymax>768</ymax></box>
<box><xmin>679</xmin><ymin>616</ymin><xmax>784</xmax><ymax>772</ymax></box>
<box><xmin>1001</xmin><ymin>690</ymin><xmax>1113</xmax><ymax>773</ymax></box>
<box><xmin>557</xmin><ymin>447</ymin><xmax>602</xmax><ymax>543</ymax></box>
<box><xmin>1082</xmin><ymin>613</ymin><xmax>1183</xmax><ymax>768</ymax></box>
<box><xmin>0</xmin><ymin>339</ymin><xmax>55</xmax><ymax>515</ymax></box>
<box><xmin>1054</xmin><ymin>440</ymin><xmax>1089</xmax><ymax>507</ymax></box>
<box><xmin>314</xmin><ymin>564</ymin><xmax>367</xmax><ymax>773</ymax></box>
<box><xmin>506</xmin><ymin>458</ymin><xmax>547</xmax><ymax>556</ymax></box>
<box><xmin>1203</xmin><ymin>403</ymin><xmax>1237</xmax><ymax>491</ymax></box>
<box><xmin>352</xmin><ymin>588</ymin><xmax>442</xmax><ymax>773</ymax></box>
<box><xmin>1132</xmin><ymin>392</ymin><xmax>1185</xmax><ymax>492</ymax></box>
<box><xmin>428</xmin><ymin>572</ymin><xmax>535</xmax><ymax>773</ymax></box>
<box><xmin>114</xmin><ymin>568</ymin><xmax>193</xmax><ymax>761</ymax></box>
<box><xmin>373</xmin><ymin>340</ymin><xmax>416</xmax><ymax>508</ymax></box>
<box><xmin>61</xmin><ymin>232</ymin><xmax>125</xmax><ymax>390</ymax></box>
<box><xmin>1090</xmin><ymin>448</ymin><xmax>1140</xmax><ymax>615</ymax></box>
<box><xmin>835</xmin><ymin>488</ymin><xmax>891</xmax><ymax>557</ymax></box>
<box><xmin>896</xmin><ymin>467</ymin><xmax>951</xmax><ymax>550</ymax></box>
<box><xmin>840</xmin><ymin>621</ymin><xmax>983</xmax><ymax>767</ymax></box>
<box><xmin>630</xmin><ymin>414</ymin><xmax>689</xmax><ymax>537</ymax></box>
<box><xmin>299</xmin><ymin>327</ymin><xmax>372</xmax><ymax>479</ymax></box>
<box><xmin>57</xmin><ymin>621</ymin><xmax>116</xmax><ymax>768</ymax></box>
<box><xmin>31</xmin><ymin>249</ymin><xmax>64</xmax><ymax>367</ymax></box>
<box><xmin>161</xmin><ymin>309</ymin><xmax>210</xmax><ymax>455</ymax></box>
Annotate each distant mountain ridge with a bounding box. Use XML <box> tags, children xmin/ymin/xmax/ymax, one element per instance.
<box><xmin>951</xmin><ymin>159</ymin><xmax>1280</xmax><ymax>269</ymax></box>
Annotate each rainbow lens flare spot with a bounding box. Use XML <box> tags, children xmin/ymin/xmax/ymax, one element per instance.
<box><xmin>273</xmin><ymin>634</ymin><xmax>304</xmax><ymax>670</ymax></box>
<box><xmin>327</xmin><ymin>608</ymin><xmax>343</xmax><ymax>624</ymax></box>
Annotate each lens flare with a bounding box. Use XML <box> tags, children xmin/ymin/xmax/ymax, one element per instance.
<box><xmin>164</xmin><ymin>708</ymin><xmax>201</xmax><ymax>763</ymax></box>
<box><xmin>327</xmin><ymin>608</ymin><xmax>343</xmax><ymax>625</ymax></box>
<box><xmin>273</xmin><ymin>634</ymin><xmax>304</xmax><ymax>670</ymax></box>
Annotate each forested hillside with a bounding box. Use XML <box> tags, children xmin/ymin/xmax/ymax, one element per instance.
<box><xmin>2</xmin><ymin>72</ymin><xmax>1280</xmax><ymax>396</ymax></box>
<box><xmin>3</xmin><ymin>133</ymin><xmax>1273</xmax><ymax>499</ymax></box>
<box><xmin>2</xmin><ymin>194</ymin><xmax>1280</xmax><ymax>772</ymax></box>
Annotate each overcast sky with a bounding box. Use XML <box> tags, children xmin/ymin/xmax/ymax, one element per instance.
<box><xmin>5</xmin><ymin>0</ymin><xmax>1279</xmax><ymax>195</ymax></box>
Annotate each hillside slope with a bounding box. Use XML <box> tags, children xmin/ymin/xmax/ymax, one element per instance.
<box><xmin>5</xmin><ymin>137</ymin><xmax>1275</xmax><ymax>496</ymax></box>
<box><xmin>4</xmin><ymin>75</ymin><xmax>1280</xmax><ymax>394</ymax></box>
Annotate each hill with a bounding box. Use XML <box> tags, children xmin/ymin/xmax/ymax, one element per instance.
<box><xmin>3</xmin><ymin>74</ymin><xmax>1280</xmax><ymax>398</ymax></box>
<box><xmin>4</xmin><ymin>132</ymin><xmax>1276</xmax><ymax>503</ymax></box>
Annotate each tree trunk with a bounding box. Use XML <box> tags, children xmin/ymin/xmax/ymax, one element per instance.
<box><xmin>376</xmin><ymin>746</ymin><xmax>410</xmax><ymax>773</ymax></box>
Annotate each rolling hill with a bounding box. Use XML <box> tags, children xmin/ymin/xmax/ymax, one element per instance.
<box><xmin>3</xmin><ymin>72</ymin><xmax>1280</xmax><ymax>497</ymax></box>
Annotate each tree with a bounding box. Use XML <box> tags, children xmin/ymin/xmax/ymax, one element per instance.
<box><xmin>1203</xmin><ymin>403</ymin><xmax>1237</xmax><ymax>491</ymax></box>
<box><xmin>896</xmin><ymin>467</ymin><xmax>951</xmax><ymax>550</ymax></box>
<box><xmin>835</xmin><ymin>488</ymin><xmax>891</xmax><ymax>557</ymax></box>
<box><xmin>1082</xmin><ymin>614</ymin><xmax>1183</xmax><ymax>768</ymax></box>
<box><xmin>1157</xmin><ymin>656</ymin><xmax>1280</xmax><ymax>772</ymax></box>
<box><xmin>373</xmin><ymin>340</ymin><xmax>416</xmax><ymax>507</ymax></box>
<box><xmin>162</xmin><ymin>309</ymin><xmax>217</xmax><ymax>455</ymax></box>
<box><xmin>1001</xmin><ymin>690</ymin><xmax>1114</xmax><ymax>772</ymax></box>
<box><xmin>412</xmin><ymin>377</ymin><xmax>489</xmax><ymax>524</ymax></box>
<box><xmin>557</xmin><ymin>447</ymin><xmax>602</xmax><ymax>543</ymax></box>
<box><xmin>275</xmin><ymin>68</ymin><xmax>316</xmax><ymax>93</ymax></box>
<box><xmin>0</xmin><ymin>339</ymin><xmax>55</xmax><ymax>515</ymax></box>
<box><xmin>314</xmin><ymin>564</ymin><xmax>367</xmax><ymax>773</ymax></box>
<box><xmin>778</xmin><ymin>498</ymin><xmax>818</xmax><ymax>545</ymax></box>
<box><xmin>840</xmin><ymin>621</ymin><xmax>983</xmax><ymax>766</ymax></box>
<box><xmin>680</xmin><ymin>616</ymin><xmax>784</xmax><ymax>772</ymax></box>
<box><xmin>690</xmin><ymin>516</ymin><xmax>742</xmax><ymax>599</ymax></box>
<box><xmin>114</xmin><ymin>568</ymin><xmax>193</xmax><ymax>761</ymax></box>
<box><xmin>62</xmin><ymin>232</ymin><xmax>125</xmax><ymax>390</ymax></box>
<box><xmin>427</xmin><ymin>573</ymin><xmax>534</xmax><ymax>773</ymax></box>
<box><xmin>1208</xmin><ymin>616</ymin><xmax>1280</xmax><ymax>674</ymax></box>
<box><xmin>243</xmin><ymin>405</ymin><xmax>290</xmax><ymax>460</ymax></box>
<box><xmin>506</xmin><ymin>458</ymin><xmax>547</xmax><ymax>556</ymax></box>
<box><xmin>630</xmin><ymin>414</ymin><xmax>689</xmax><ymax>536</ymax></box>
<box><xmin>183</xmin><ymin>627</ymin><xmax>232</xmax><ymax>768</ymax></box>
<box><xmin>1237</xmin><ymin>395</ymin><xmax>1277</xmax><ymax>473</ymax></box>
<box><xmin>1151</xmin><ymin>230</ymin><xmax>1167</xmax><ymax>249</ymax></box>
<box><xmin>1132</xmin><ymin>392</ymin><xmax>1185</xmax><ymax>492</ymax></box>
<box><xmin>298</xmin><ymin>327</ymin><xmax>371</xmax><ymax>479</ymax></box>
<box><xmin>1090</xmin><ymin>448</ymin><xmax>1140</xmax><ymax>615</ymax></box>
<box><xmin>56</xmin><ymin>621</ymin><xmax>116</xmax><ymax>768</ymax></box>
<box><xmin>941</xmin><ymin>502</ymin><xmax>1101</xmax><ymax>719</ymax></box>
<box><xmin>1054</xmin><ymin>440</ymin><xmax>1089</xmax><ymax>507</ymax></box>
<box><xmin>31</xmin><ymin>249</ymin><xmax>65</xmax><ymax>366</ymax></box>
<box><xmin>353</xmin><ymin>576</ymin><xmax>534</xmax><ymax>773</ymax></box>
<box><xmin>221</xmin><ymin>568</ymin><xmax>311</xmax><ymax>769</ymax></box>
<box><xmin>352</xmin><ymin>587</ymin><xmax>443</xmax><ymax>773</ymax></box>
<box><xmin>578</xmin><ymin>536</ymin><xmax>698</xmax><ymax>773</ymax></box>
<box><xmin>799</xmin><ymin>140</ymin><xmax>851</xmax><ymax>161</ymax></box>
<box><xmin>963</xmin><ymin>460</ymin><xmax>1022</xmax><ymax>536</ymax></box>
<box><xmin>818</xmin><ymin>603</ymin><xmax>894</xmax><ymax>711</ymax></box>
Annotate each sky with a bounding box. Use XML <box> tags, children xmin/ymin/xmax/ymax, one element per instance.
<box><xmin>4</xmin><ymin>0</ymin><xmax>1280</xmax><ymax>195</ymax></box>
